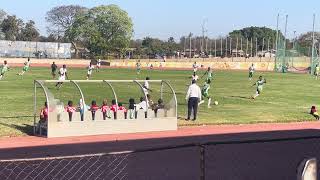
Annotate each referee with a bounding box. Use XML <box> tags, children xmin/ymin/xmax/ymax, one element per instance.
<box><xmin>185</xmin><ymin>79</ymin><xmax>202</xmax><ymax>121</ymax></box>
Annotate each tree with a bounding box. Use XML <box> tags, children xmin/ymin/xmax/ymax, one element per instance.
<box><xmin>298</xmin><ymin>32</ymin><xmax>320</xmax><ymax>47</ymax></box>
<box><xmin>46</xmin><ymin>5</ymin><xmax>87</xmax><ymax>57</ymax></box>
<box><xmin>46</xmin><ymin>5</ymin><xmax>87</xmax><ymax>38</ymax></box>
<box><xmin>1</xmin><ymin>15</ymin><xmax>23</xmax><ymax>41</ymax></box>
<box><xmin>0</xmin><ymin>9</ymin><xmax>7</xmax><ymax>40</ymax></box>
<box><xmin>229</xmin><ymin>26</ymin><xmax>283</xmax><ymax>52</ymax></box>
<box><xmin>142</xmin><ymin>37</ymin><xmax>165</xmax><ymax>57</ymax></box>
<box><xmin>68</xmin><ymin>5</ymin><xmax>133</xmax><ymax>57</ymax></box>
<box><xmin>19</xmin><ymin>20</ymin><xmax>39</xmax><ymax>41</ymax></box>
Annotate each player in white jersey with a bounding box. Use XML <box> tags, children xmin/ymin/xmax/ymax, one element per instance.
<box><xmin>192</xmin><ymin>62</ymin><xmax>198</xmax><ymax>72</ymax></box>
<box><xmin>56</xmin><ymin>65</ymin><xmax>68</xmax><ymax>89</ymax></box>
<box><xmin>96</xmin><ymin>59</ymin><xmax>101</xmax><ymax>72</ymax></box>
<box><xmin>143</xmin><ymin>77</ymin><xmax>152</xmax><ymax>95</ymax></box>
<box><xmin>248</xmin><ymin>63</ymin><xmax>255</xmax><ymax>80</ymax></box>
<box><xmin>86</xmin><ymin>63</ymin><xmax>95</xmax><ymax>80</ymax></box>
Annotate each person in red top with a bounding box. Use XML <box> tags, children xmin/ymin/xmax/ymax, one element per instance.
<box><xmin>90</xmin><ymin>100</ymin><xmax>99</xmax><ymax>120</ymax></box>
<box><xmin>66</xmin><ymin>100</ymin><xmax>76</xmax><ymax>121</ymax></box>
<box><xmin>101</xmin><ymin>99</ymin><xmax>110</xmax><ymax>120</ymax></box>
<box><xmin>40</xmin><ymin>102</ymin><xmax>49</xmax><ymax>123</ymax></box>
<box><xmin>310</xmin><ymin>106</ymin><xmax>320</xmax><ymax>120</ymax></box>
<box><xmin>110</xmin><ymin>99</ymin><xmax>118</xmax><ymax>119</ymax></box>
<box><xmin>118</xmin><ymin>102</ymin><xmax>127</xmax><ymax>119</ymax></box>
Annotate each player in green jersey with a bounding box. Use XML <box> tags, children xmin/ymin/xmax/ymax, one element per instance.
<box><xmin>201</xmin><ymin>67</ymin><xmax>213</xmax><ymax>82</ymax></box>
<box><xmin>18</xmin><ymin>58</ymin><xmax>31</xmax><ymax>76</ymax></box>
<box><xmin>136</xmin><ymin>60</ymin><xmax>141</xmax><ymax>75</ymax></box>
<box><xmin>198</xmin><ymin>79</ymin><xmax>212</xmax><ymax>108</ymax></box>
<box><xmin>0</xmin><ymin>60</ymin><xmax>9</xmax><ymax>80</ymax></box>
<box><xmin>252</xmin><ymin>76</ymin><xmax>267</xmax><ymax>99</ymax></box>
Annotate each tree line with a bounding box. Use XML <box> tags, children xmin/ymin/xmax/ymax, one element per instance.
<box><xmin>0</xmin><ymin>6</ymin><xmax>317</xmax><ymax>59</ymax></box>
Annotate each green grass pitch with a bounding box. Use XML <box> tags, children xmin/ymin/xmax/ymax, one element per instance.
<box><xmin>0</xmin><ymin>67</ymin><xmax>317</xmax><ymax>137</ymax></box>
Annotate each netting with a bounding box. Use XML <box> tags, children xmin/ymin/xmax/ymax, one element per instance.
<box><xmin>275</xmin><ymin>38</ymin><xmax>311</xmax><ymax>73</ymax></box>
<box><xmin>0</xmin><ymin>153</ymin><xmax>129</xmax><ymax>180</ymax></box>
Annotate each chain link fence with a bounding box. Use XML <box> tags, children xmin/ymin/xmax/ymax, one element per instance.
<box><xmin>0</xmin><ymin>152</ymin><xmax>129</xmax><ymax>180</ymax></box>
<box><xmin>0</xmin><ymin>134</ymin><xmax>320</xmax><ymax>180</ymax></box>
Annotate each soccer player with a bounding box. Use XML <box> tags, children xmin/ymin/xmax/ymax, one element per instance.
<box><xmin>96</xmin><ymin>59</ymin><xmax>101</xmax><ymax>72</ymax></box>
<box><xmin>136</xmin><ymin>60</ymin><xmax>142</xmax><ymax>74</ymax></box>
<box><xmin>51</xmin><ymin>62</ymin><xmax>58</xmax><ymax>79</ymax></box>
<box><xmin>0</xmin><ymin>60</ymin><xmax>9</xmax><ymax>80</ymax></box>
<box><xmin>315</xmin><ymin>64</ymin><xmax>320</xmax><ymax>80</ymax></box>
<box><xmin>143</xmin><ymin>77</ymin><xmax>152</xmax><ymax>95</ymax></box>
<box><xmin>86</xmin><ymin>62</ymin><xmax>94</xmax><ymax>80</ymax></box>
<box><xmin>252</xmin><ymin>76</ymin><xmax>267</xmax><ymax>99</ymax></box>
<box><xmin>201</xmin><ymin>67</ymin><xmax>213</xmax><ymax>83</ymax></box>
<box><xmin>191</xmin><ymin>72</ymin><xmax>199</xmax><ymax>82</ymax></box>
<box><xmin>198</xmin><ymin>79</ymin><xmax>212</xmax><ymax>108</ymax></box>
<box><xmin>18</xmin><ymin>58</ymin><xmax>31</xmax><ymax>76</ymax></box>
<box><xmin>248</xmin><ymin>63</ymin><xmax>255</xmax><ymax>80</ymax></box>
<box><xmin>55</xmin><ymin>65</ymin><xmax>68</xmax><ymax>89</ymax></box>
<box><xmin>192</xmin><ymin>62</ymin><xmax>198</xmax><ymax>72</ymax></box>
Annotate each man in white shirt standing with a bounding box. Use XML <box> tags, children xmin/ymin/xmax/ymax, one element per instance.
<box><xmin>143</xmin><ymin>77</ymin><xmax>152</xmax><ymax>95</ymax></box>
<box><xmin>185</xmin><ymin>80</ymin><xmax>202</xmax><ymax>121</ymax></box>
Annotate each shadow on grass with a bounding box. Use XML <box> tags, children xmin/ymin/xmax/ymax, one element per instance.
<box><xmin>0</xmin><ymin>115</ymin><xmax>34</xmax><ymax>119</ymax></box>
<box><xmin>0</xmin><ymin>122</ymin><xmax>33</xmax><ymax>135</ymax></box>
<box><xmin>229</xmin><ymin>96</ymin><xmax>252</xmax><ymax>100</ymax></box>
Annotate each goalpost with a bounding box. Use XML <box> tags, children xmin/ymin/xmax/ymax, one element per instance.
<box><xmin>33</xmin><ymin>80</ymin><xmax>178</xmax><ymax>138</ymax></box>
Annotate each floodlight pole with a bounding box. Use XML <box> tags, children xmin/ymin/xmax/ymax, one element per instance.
<box><xmin>275</xmin><ymin>13</ymin><xmax>280</xmax><ymax>71</ymax></box>
<box><xmin>214</xmin><ymin>39</ymin><xmax>217</xmax><ymax>57</ymax></box>
<box><xmin>189</xmin><ymin>33</ymin><xmax>192</xmax><ymax>58</ymax></box>
<box><xmin>284</xmin><ymin>15</ymin><xmax>288</xmax><ymax>60</ymax></box>
<box><xmin>311</xmin><ymin>14</ymin><xmax>316</xmax><ymax>74</ymax></box>
<box><xmin>220</xmin><ymin>37</ymin><xmax>223</xmax><ymax>57</ymax></box>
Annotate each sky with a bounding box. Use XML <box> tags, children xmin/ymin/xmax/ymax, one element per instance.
<box><xmin>1</xmin><ymin>0</ymin><xmax>320</xmax><ymax>40</ymax></box>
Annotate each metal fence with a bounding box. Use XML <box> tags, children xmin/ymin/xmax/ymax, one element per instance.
<box><xmin>0</xmin><ymin>134</ymin><xmax>320</xmax><ymax>180</ymax></box>
<box><xmin>0</xmin><ymin>40</ymin><xmax>71</xmax><ymax>59</ymax></box>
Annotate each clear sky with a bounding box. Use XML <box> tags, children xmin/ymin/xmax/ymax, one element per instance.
<box><xmin>1</xmin><ymin>0</ymin><xmax>320</xmax><ymax>40</ymax></box>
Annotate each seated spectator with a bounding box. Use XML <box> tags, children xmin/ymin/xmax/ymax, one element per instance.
<box><xmin>147</xmin><ymin>94</ymin><xmax>154</xmax><ymax>108</ymax></box>
<box><xmin>136</xmin><ymin>97</ymin><xmax>148</xmax><ymax>118</ymax></box>
<box><xmin>153</xmin><ymin>99</ymin><xmax>165</xmax><ymax>117</ymax></box>
<box><xmin>65</xmin><ymin>100</ymin><xmax>76</xmax><ymax>121</ymax></box>
<box><xmin>101</xmin><ymin>99</ymin><xmax>110</xmax><ymax>120</ymax></box>
<box><xmin>39</xmin><ymin>102</ymin><xmax>48</xmax><ymax>123</ymax></box>
<box><xmin>118</xmin><ymin>103</ymin><xmax>127</xmax><ymax>119</ymax></box>
<box><xmin>37</xmin><ymin>102</ymin><xmax>48</xmax><ymax>134</ymax></box>
<box><xmin>110</xmin><ymin>99</ymin><xmax>118</xmax><ymax>119</ymax></box>
<box><xmin>78</xmin><ymin>98</ymin><xmax>88</xmax><ymax>121</ymax></box>
<box><xmin>137</xmin><ymin>97</ymin><xmax>148</xmax><ymax>112</ymax></box>
<box><xmin>90</xmin><ymin>100</ymin><xmax>99</xmax><ymax>120</ymax></box>
<box><xmin>310</xmin><ymin>106</ymin><xmax>320</xmax><ymax>120</ymax></box>
<box><xmin>128</xmin><ymin>98</ymin><xmax>136</xmax><ymax>119</ymax></box>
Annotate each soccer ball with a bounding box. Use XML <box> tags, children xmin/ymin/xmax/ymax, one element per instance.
<box><xmin>214</xmin><ymin>101</ymin><xmax>218</xmax><ymax>105</ymax></box>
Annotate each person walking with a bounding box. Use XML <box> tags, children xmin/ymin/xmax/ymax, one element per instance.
<box><xmin>185</xmin><ymin>79</ymin><xmax>202</xmax><ymax>121</ymax></box>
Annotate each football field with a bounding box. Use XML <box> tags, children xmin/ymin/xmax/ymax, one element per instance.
<box><xmin>0</xmin><ymin>67</ymin><xmax>317</xmax><ymax>137</ymax></box>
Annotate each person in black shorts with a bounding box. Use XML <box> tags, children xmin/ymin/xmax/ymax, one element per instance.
<box><xmin>51</xmin><ymin>62</ymin><xmax>58</xmax><ymax>79</ymax></box>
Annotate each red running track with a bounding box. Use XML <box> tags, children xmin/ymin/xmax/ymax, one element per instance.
<box><xmin>1</xmin><ymin>121</ymin><xmax>319</xmax><ymax>150</ymax></box>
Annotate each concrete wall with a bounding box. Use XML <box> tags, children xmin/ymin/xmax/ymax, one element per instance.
<box><xmin>2</xmin><ymin>57</ymin><xmax>310</xmax><ymax>71</ymax></box>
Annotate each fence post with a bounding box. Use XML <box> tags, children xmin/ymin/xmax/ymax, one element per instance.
<box><xmin>200</xmin><ymin>145</ymin><xmax>205</xmax><ymax>180</ymax></box>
